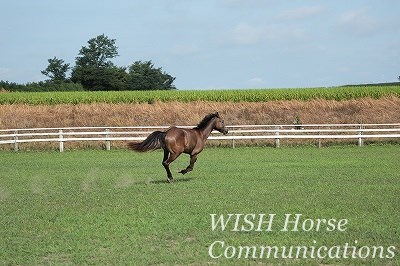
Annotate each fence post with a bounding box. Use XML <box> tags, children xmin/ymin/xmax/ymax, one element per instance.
<box><xmin>14</xmin><ymin>130</ymin><xmax>19</xmax><ymax>151</ymax></box>
<box><xmin>275</xmin><ymin>126</ymin><xmax>280</xmax><ymax>148</ymax></box>
<box><xmin>358</xmin><ymin>125</ymin><xmax>364</xmax><ymax>147</ymax></box>
<box><xmin>318</xmin><ymin>127</ymin><xmax>322</xmax><ymax>148</ymax></box>
<box><xmin>59</xmin><ymin>130</ymin><xmax>64</xmax><ymax>152</ymax></box>
<box><xmin>106</xmin><ymin>128</ymin><xmax>111</xmax><ymax>151</ymax></box>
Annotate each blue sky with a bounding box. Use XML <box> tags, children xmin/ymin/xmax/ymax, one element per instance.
<box><xmin>1</xmin><ymin>0</ymin><xmax>399</xmax><ymax>89</ymax></box>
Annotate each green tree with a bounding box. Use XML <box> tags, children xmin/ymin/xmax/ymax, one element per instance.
<box><xmin>71</xmin><ymin>34</ymin><xmax>124</xmax><ymax>90</ymax></box>
<box><xmin>72</xmin><ymin>66</ymin><xmax>127</xmax><ymax>91</ymax></box>
<box><xmin>127</xmin><ymin>61</ymin><xmax>176</xmax><ymax>90</ymax></box>
<box><xmin>70</xmin><ymin>35</ymin><xmax>176</xmax><ymax>91</ymax></box>
<box><xmin>75</xmin><ymin>34</ymin><xmax>118</xmax><ymax>68</ymax></box>
<box><xmin>41</xmin><ymin>57</ymin><xmax>70</xmax><ymax>82</ymax></box>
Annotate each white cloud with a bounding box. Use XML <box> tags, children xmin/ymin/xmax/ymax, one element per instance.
<box><xmin>231</xmin><ymin>23</ymin><xmax>265</xmax><ymax>45</ymax></box>
<box><xmin>171</xmin><ymin>44</ymin><xmax>200</xmax><ymax>56</ymax></box>
<box><xmin>222</xmin><ymin>0</ymin><xmax>275</xmax><ymax>7</ymax></box>
<box><xmin>0</xmin><ymin>67</ymin><xmax>12</xmax><ymax>81</ymax></box>
<box><xmin>338</xmin><ymin>8</ymin><xmax>380</xmax><ymax>36</ymax></box>
<box><xmin>230</xmin><ymin>23</ymin><xmax>306</xmax><ymax>45</ymax></box>
<box><xmin>248</xmin><ymin>77</ymin><xmax>264</xmax><ymax>86</ymax></box>
<box><xmin>337</xmin><ymin>66</ymin><xmax>351</xmax><ymax>73</ymax></box>
<box><xmin>278</xmin><ymin>6</ymin><xmax>325</xmax><ymax>20</ymax></box>
<box><xmin>0</xmin><ymin>67</ymin><xmax>11</xmax><ymax>75</ymax></box>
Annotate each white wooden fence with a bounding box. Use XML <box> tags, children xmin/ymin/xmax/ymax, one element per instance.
<box><xmin>1</xmin><ymin>124</ymin><xmax>399</xmax><ymax>152</ymax></box>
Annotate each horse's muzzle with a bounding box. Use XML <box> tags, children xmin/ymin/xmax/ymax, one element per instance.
<box><xmin>222</xmin><ymin>128</ymin><xmax>229</xmax><ymax>135</ymax></box>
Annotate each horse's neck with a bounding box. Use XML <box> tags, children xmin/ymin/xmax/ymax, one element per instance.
<box><xmin>198</xmin><ymin>120</ymin><xmax>215</xmax><ymax>140</ymax></box>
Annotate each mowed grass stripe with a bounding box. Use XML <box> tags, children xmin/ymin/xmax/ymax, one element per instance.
<box><xmin>0</xmin><ymin>146</ymin><xmax>399</xmax><ymax>265</ymax></box>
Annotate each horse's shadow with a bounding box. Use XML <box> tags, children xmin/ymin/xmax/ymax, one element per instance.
<box><xmin>143</xmin><ymin>177</ymin><xmax>194</xmax><ymax>185</ymax></box>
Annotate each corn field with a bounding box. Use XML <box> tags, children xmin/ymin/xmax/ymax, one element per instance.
<box><xmin>0</xmin><ymin>85</ymin><xmax>399</xmax><ymax>105</ymax></box>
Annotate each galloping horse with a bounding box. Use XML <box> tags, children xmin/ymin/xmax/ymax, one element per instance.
<box><xmin>128</xmin><ymin>112</ymin><xmax>228</xmax><ymax>183</ymax></box>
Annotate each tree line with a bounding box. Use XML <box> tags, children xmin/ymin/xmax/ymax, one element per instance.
<box><xmin>1</xmin><ymin>34</ymin><xmax>176</xmax><ymax>92</ymax></box>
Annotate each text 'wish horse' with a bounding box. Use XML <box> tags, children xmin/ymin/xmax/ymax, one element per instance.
<box><xmin>127</xmin><ymin>112</ymin><xmax>228</xmax><ymax>183</ymax></box>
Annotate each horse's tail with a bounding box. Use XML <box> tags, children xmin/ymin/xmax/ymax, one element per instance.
<box><xmin>127</xmin><ymin>131</ymin><xmax>166</xmax><ymax>152</ymax></box>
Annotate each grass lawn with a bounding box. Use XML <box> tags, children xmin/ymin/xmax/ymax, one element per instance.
<box><xmin>0</xmin><ymin>146</ymin><xmax>399</xmax><ymax>265</ymax></box>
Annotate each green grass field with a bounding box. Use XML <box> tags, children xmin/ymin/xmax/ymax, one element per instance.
<box><xmin>0</xmin><ymin>146</ymin><xmax>399</xmax><ymax>265</ymax></box>
<box><xmin>1</xmin><ymin>85</ymin><xmax>399</xmax><ymax>104</ymax></box>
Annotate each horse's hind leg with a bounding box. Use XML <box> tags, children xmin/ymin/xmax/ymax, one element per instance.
<box><xmin>162</xmin><ymin>150</ymin><xmax>180</xmax><ymax>183</ymax></box>
<box><xmin>162</xmin><ymin>150</ymin><xmax>172</xmax><ymax>182</ymax></box>
<box><xmin>179</xmin><ymin>154</ymin><xmax>198</xmax><ymax>175</ymax></box>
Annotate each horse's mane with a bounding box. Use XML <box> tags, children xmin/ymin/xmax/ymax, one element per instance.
<box><xmin>194</xmin><ymin>113</ymin><xmax>219</xmax><ymax>129</ymax></box>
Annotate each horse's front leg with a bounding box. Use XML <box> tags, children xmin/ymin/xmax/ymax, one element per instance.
<box><xmin>179</xmin><ymin>154</ymin><xmax>198</xmax><ymax>175</ymax></box>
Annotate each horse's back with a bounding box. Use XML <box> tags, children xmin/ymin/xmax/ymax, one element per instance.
<box><xmin>165</xmin><ymin>127</ymin><xmax>198</xmax><ymax>154</ymax></box>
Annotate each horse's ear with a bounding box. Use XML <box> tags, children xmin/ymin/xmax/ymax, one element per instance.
<box><xmin>215</xmin><ymin>112</ymin><xmax>220</xmax><ymax>117</ymax></box>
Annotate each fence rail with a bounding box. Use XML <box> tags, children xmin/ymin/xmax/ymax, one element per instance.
<box><xmin>1</xmin><ymin>123</ymin><xmax>399</xmax><ymax>152</ymax></box>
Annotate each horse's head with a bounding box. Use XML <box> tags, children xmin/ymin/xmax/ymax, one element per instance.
<box><xmin>213</xmin><ymin>112</ymin><xmax>229</xmax><ymax>135</ymax></box>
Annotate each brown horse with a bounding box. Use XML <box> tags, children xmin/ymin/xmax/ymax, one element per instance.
<box><xmin>128</xmin><ymin>112</ymin><xmax>228</xmax><ymax>183</ymax></box>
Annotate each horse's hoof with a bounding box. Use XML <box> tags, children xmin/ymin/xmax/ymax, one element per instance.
<box><xmin>167</xmin><ymin>178</ymin><xmax>173</xmax><ymax>183</ymax></box>
<box><xmin>179</xmin><ymin>169</ymin><xmax>187</xmax><ymax>175</ymax></box>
